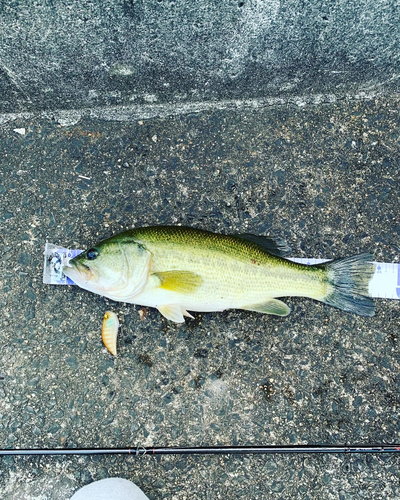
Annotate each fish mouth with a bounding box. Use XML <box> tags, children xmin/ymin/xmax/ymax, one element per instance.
<box><xmin>63</xmin><ymin>260</ymin><xmax>94</xmax><ymax>283</ymax></box>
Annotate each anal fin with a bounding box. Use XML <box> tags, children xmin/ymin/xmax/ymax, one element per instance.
<box><xmin>243</xmin><ymin>299</ymin><xmax>291</xmax><ymax>316</ymax></box>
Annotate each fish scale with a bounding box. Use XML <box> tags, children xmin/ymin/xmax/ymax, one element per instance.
<box><xmin>130</xmin><ymin>228</ymin><xmax>325</xmax><ymax>309</ymax></box>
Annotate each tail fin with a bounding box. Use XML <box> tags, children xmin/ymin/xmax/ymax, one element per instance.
<box><xmin>320</xmin><ymin>253</ymin><xmax>375</xmax><ymax>317</ymax></box>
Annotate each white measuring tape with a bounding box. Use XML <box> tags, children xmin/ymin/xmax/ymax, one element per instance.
<box><xmin>43</xmin><ymin>243</ymin><xmax>399</xmax><ymax>300</ymax></box>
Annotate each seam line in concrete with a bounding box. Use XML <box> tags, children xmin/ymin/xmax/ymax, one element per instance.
<box><xmin>0</xmin><ymin>91</ymin><xmax>381</xmax><ymax>127</ymax></box>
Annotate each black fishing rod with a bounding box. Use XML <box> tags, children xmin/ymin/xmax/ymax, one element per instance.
<box><xmin>1</xmin><ymin>444</ymin><xmax>400</xmax><ymax>457</ymax></box>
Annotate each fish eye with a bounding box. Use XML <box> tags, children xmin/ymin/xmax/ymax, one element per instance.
<box><xmin>87</xmin><ymin>248</ymin><xmax>99</xmax><ymax>260</ymax></box>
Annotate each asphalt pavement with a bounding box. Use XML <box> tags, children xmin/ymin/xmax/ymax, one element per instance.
<box><xmin>0</xmin><ymin>94</ymin><xmax>399</xmax><ymax>499</ymax></box>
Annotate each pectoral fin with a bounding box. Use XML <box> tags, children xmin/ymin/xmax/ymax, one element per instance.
<box><xmin>153</xmin><ymin>270</ymin><xmax>203</xmax><ymax>294</ymax></box>
<box><xmin>157</xmin><ymin>304</ymin><xmax>192</xmax><ymax>323</ymax></box>
<box><xmin>243</xmin><ymin>299</ymin><xmax>291</xmax><ymax>316</ymax></box>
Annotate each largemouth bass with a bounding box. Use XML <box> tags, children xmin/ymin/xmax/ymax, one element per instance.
<box><xmin>63</xmin><ymin>226</ymin><xmax>375</xmax><ymax>323</ymax></box>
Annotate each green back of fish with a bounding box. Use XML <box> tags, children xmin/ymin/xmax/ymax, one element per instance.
<box><xmin>109</xmin><ymin>225</ymin><xmax>287</xmax><ymax>266</ymax></box>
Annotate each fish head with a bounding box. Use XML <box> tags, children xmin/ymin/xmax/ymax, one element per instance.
<box><xmin>63</xmin><ymin>240</ymin><xmax>125</xmax><ymax>292</ymax></box>
<box><xmin>63</xmin><ymin>236</ymin><xmax>152</xmax><ymax>301</ymax></box>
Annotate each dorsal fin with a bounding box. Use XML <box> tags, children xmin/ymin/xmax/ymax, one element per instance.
<box><xmin>232</xmin><ymin>234</ymin><xmax>291</xmax><ymax>257</ymax></box>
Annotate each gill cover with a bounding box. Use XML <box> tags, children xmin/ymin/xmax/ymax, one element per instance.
<box><xmin>66</xmin><ymin>239</ymin><xmax>152</xmax><ymax>303</ymax></box>
<box><xmin>97</xmin><ymin>240</ymin><xmax>152</xmax><ymax>302</ymax></box>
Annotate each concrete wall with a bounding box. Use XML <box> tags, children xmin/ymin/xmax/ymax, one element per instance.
<box><xmin>1</xmin><ymin>0</ymin><xmax>399</xmax><ymax>113</ymax></box>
